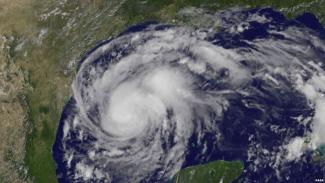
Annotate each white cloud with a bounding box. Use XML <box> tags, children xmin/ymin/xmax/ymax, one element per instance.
<box><xmin>285</xmin><ymin>137</ymin><xmax>305</xmax><ymax>161</ymax></box>
<box><xmin>63</xmin><ymin>19</ymin><xmax>325</xmax><ymax>182</ymax></box>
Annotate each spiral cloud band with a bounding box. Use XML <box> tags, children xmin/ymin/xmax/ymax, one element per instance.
<box><xmin>72</xmin><ymin>25</ymin><xmax>234</xmax><ymax>182</ymax></box>
<box><xmin>54</xmin><ymin>8</ymin><xmax>325</xmax><ymax>183</ymax></box>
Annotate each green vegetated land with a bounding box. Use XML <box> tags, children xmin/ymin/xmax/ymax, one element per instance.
<box><xmin>173</xmin><ymin>160</ymin><xmax>244</xmax><ymax>183</ymax></box>
<box><xmin>2</xmin><ymin>0</ymin><xmax>322</xmax><ymax>183</ymax></box>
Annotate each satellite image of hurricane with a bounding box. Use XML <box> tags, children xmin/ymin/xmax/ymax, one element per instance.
<box><xmin>52</xmin><ymin>8</ymin><xmax>325</xmax><ymax>183</ymax></box>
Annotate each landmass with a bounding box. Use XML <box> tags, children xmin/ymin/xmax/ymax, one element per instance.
<box><xmin>1</xmin><ymin>0</ymin><xmax>325</xmax><ymax>182</ymax></box>
<box><xmin>173</xmin><ymin>160</ymin><xmax>243</xmax><ymax>183</ymax></box>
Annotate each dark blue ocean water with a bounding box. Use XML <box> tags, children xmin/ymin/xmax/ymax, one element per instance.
<box><xmin>53</xmin><ymin>8</ymin><xmax>325</xmax><ymax>183</ymax></box>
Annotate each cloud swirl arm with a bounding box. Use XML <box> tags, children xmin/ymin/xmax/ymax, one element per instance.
<box><xmin>53</xmin><ymin>8</ymin><xmax>325</xmax><ymax>183</ymax></box>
